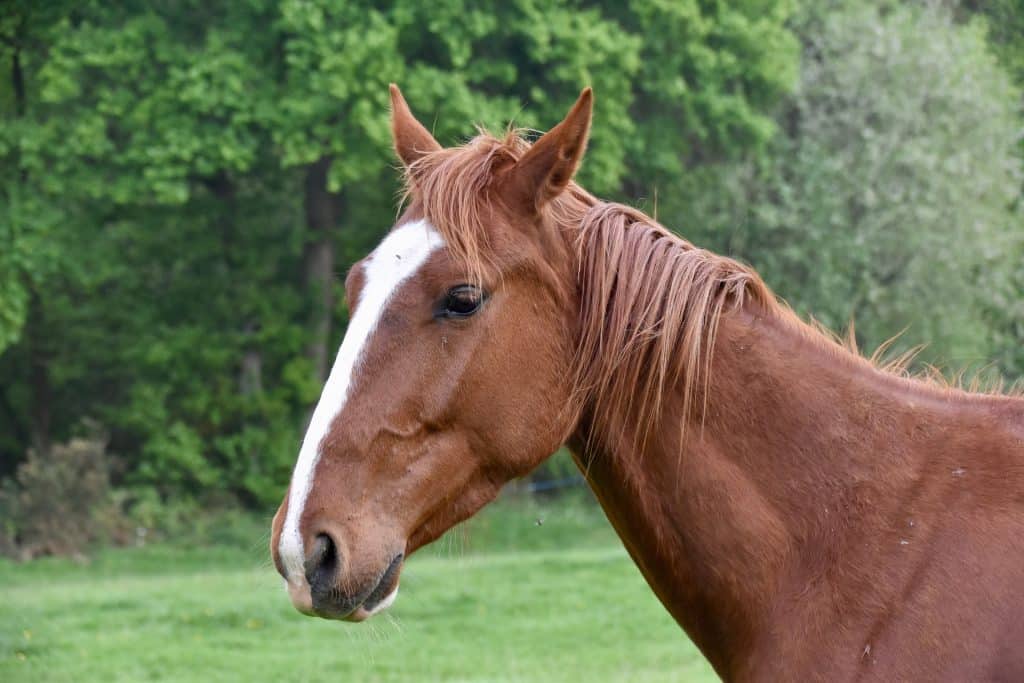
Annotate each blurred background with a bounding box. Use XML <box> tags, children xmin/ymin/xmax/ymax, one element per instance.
<box><xmin>1</xmin><ymin>1</ymin><xmax>1022</xmax><ymax>681</ymax></box>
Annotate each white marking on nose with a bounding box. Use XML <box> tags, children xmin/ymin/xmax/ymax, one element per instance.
<box><xmin>279</xmin><ymin>219</ymin><xmax>444</xmax><ymax>582</ymax></box>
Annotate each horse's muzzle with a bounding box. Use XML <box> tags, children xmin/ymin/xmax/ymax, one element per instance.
<box><xmin>303</xmin><ymin>532</ymin><xmax>403</xmax><ymax>621</ymax></box>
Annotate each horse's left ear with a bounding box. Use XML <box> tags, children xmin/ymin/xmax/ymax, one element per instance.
<box><xmin>508</xmin><ymin>87</ymin><xmax>593</xmax><ymax>210</ymax></box>
<box><xmin>390</xmin><ymin>83</ymin><xmax>442</xmax><ymax>168</ymax></box>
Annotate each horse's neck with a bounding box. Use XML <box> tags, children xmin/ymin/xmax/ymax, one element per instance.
<box><xmin>570</xmin><ymin>306</ymin><xmax>1017</xmax><ymax>678</ymax></box>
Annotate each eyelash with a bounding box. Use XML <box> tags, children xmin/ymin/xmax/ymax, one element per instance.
<box><xmin>438</xmin><ymin>285</ymin><xmax>485</xmax><ymax>319</ymax></box>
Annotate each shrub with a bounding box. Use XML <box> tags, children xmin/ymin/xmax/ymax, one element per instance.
<box><xmin>0</xmin><ymin>434</ymin><xmax>123</xmax><ymax>560</ymax></box>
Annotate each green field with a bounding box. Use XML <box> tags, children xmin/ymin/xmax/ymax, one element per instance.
<box><xmin>0</xmin><ymin>496</ymin><xmax>716</xmax><ymax>682</ymax></box>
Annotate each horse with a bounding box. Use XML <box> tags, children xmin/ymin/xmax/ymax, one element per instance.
<box><xmin>271</xmin><ymin>85</ymin><xmax>1024</xmax><ymax>681</ymax></box>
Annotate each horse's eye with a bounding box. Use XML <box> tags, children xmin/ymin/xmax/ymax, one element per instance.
<box><xmin>442</xmin><ymin>285</ymin><xmax>483</xmax><ymax>318</ymax></box>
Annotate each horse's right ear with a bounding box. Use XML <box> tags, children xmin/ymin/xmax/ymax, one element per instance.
<box><xmin>390</xmin><ymin>84</ymin><xmax>441</xmax><ymax>168</ymax></box>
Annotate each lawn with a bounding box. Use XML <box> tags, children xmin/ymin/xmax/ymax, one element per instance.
<box><xmin>0</xmin><ymin>494</ymin><xmax>717</xmax><ymax>682</ymax></box>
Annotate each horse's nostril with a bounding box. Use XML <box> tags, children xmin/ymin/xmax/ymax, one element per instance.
<box><xmin>304</xmin><ymin>533</ymin><xmax>339</xmax><ymax>590</ymax></box>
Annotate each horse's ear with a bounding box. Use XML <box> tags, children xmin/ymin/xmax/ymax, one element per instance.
<box><xmin>390</xmin><ymin>84</ymin><xmax>441</xmax><ymax>168</ymax></box>
<box><xmin>508</xmin><ymin>87</ymin><xmax>593</xmax><ymax>210</ymax></box>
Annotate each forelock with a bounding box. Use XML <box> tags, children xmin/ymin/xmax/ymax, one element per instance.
<box><xmin>400</xmin><ymin>129</ymin><xmax>532</xmax><ymax>284</ymax></box>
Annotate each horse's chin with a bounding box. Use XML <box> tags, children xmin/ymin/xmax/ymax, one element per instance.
<box><xmin>288</xmin><ymin>582</ymin><xmax>401</xmax><ymax>622</ymax></box>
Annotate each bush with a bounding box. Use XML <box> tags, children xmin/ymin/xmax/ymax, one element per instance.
<box><xmin>0</xmin><ymin>434</ymin><xmax>124</xmax><ymax>560</ymax></box>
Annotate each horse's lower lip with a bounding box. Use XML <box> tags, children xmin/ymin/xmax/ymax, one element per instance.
<box><xmin>359</xmin><ymin>553</ymin><xmax>403</xmax><ymax>613</ymax></box>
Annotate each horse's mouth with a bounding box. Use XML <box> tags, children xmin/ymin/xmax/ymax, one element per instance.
<box><xmin>345</xmin><ymin>553</ymin><xmax>404</xmax><ymax>621</ymax></box>
<box><xmin>310</xmin><ymin>553</ymin><xmax>404</xmax><ymax>622</ymax></box>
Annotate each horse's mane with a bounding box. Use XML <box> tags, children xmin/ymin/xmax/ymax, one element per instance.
<box><xmin>571</xmin><ymin>202</ymin><xmax>774</xmax><ymax>446</ymax></box>
<box><xmin>401</xmin><ymin>131</ymin><xmax>1020</xmax><ymax>448</ymax></box>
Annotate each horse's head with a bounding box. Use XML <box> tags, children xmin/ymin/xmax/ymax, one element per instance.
<box><xmin>270</xmin><ymin>85</ymin><xmax>594</xmax><ymax>620</ymax></box>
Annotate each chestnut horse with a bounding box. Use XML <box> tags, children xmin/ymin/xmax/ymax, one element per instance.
<box><xmin>271</xmin><ymin>86</ymin><xmax>1024</xmax><ymax>681</ymax></box>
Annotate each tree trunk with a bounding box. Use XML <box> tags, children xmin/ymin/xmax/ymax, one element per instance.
<box><xmin>302</xmin><ymin>157</ymin><xmax>344</xmax><ymax>383</ymax></box>
<box><xmin>27</xmin><ymin>290</ymin><xmax>51</xmax><ymax>457</ymax></box>
<box><xmin>239</xmin><ymin>350</ymin><xmax>263</xmax><ymax>395</ymax></box>
<box><xmin>10</xmin><ymin>34</ymin><xmax>51</xmax><ymax>456</ymax></box>
<box><xmin>204</xmin><ymin>173</ymin><xmax>265</xmax><ymax>398</ymax></box>
<box><xmin>11</xmin><ymin>44</ymin><xmax>26</xmax><ymax>118</ymax></box>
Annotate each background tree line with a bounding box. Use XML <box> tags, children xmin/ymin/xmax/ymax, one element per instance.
<box><xmin>1</xmin><ymin>0</ymin><xmax>1021</xmax><ymax>554</ymax></box>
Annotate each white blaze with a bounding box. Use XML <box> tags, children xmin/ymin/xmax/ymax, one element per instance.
<box><xmin>279</xmin><ymin>219</ymin><xmax>444</xmax><ymax>582</ymax></box>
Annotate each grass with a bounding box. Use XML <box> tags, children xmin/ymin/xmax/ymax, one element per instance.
<box><xmin>0</xmin><ymin>494</ymin><xmax>717</xmax><ymax>682</ymax></box>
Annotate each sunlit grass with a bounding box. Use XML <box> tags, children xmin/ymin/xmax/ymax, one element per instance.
<box><xmin>0</xmin><ymin>495</ymin><xmax>716</xmax><ymax>682</ymax></box>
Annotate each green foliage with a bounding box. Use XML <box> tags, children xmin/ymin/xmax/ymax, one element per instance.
<box><xmin>605</xmin><ymin>0</ymin><xmax>800</xmax><ymax>184</ymax></box>
<box><xmin>960</xmin><ymin>0</ymin><xmax>1024</xmax><ymax>378</ymax></box>
<box><xmin>2</xmin><ymin>0</ymin><xmax>1021</xmax><ymax>513</ymax></box>
<box><xmin>0</xmin><ymin>0</ymin><xmax>801</xmax><ymax>507</ymax></box>
<box><xmin>669</xmin><ymin>1</ymin><xmax>1023</xmax><ymax>369</ymax></box>
<box><xmin>965</xmin><ymin>0</ymin><xmax>1024</xmax><ymax>86</ymax></box>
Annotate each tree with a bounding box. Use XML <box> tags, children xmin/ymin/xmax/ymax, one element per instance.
<box><xmin>960</xmin><ymin>0</ymin><xmax>1024</xmax><ymax>380</ymax></box>
<box><xmin>668</xmin><ymin>1</ymin><xmax>1022</xmax><ymax>373</ymax></box>
<box><xmin>0</xmin><ymin>1</ymin><xmax>800</xmax><ymax>504</ymax></box>
<box><xmin>597</xmin><ymin>0</ymin><xmax>799</xmax><ymax>191</ymax></box>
